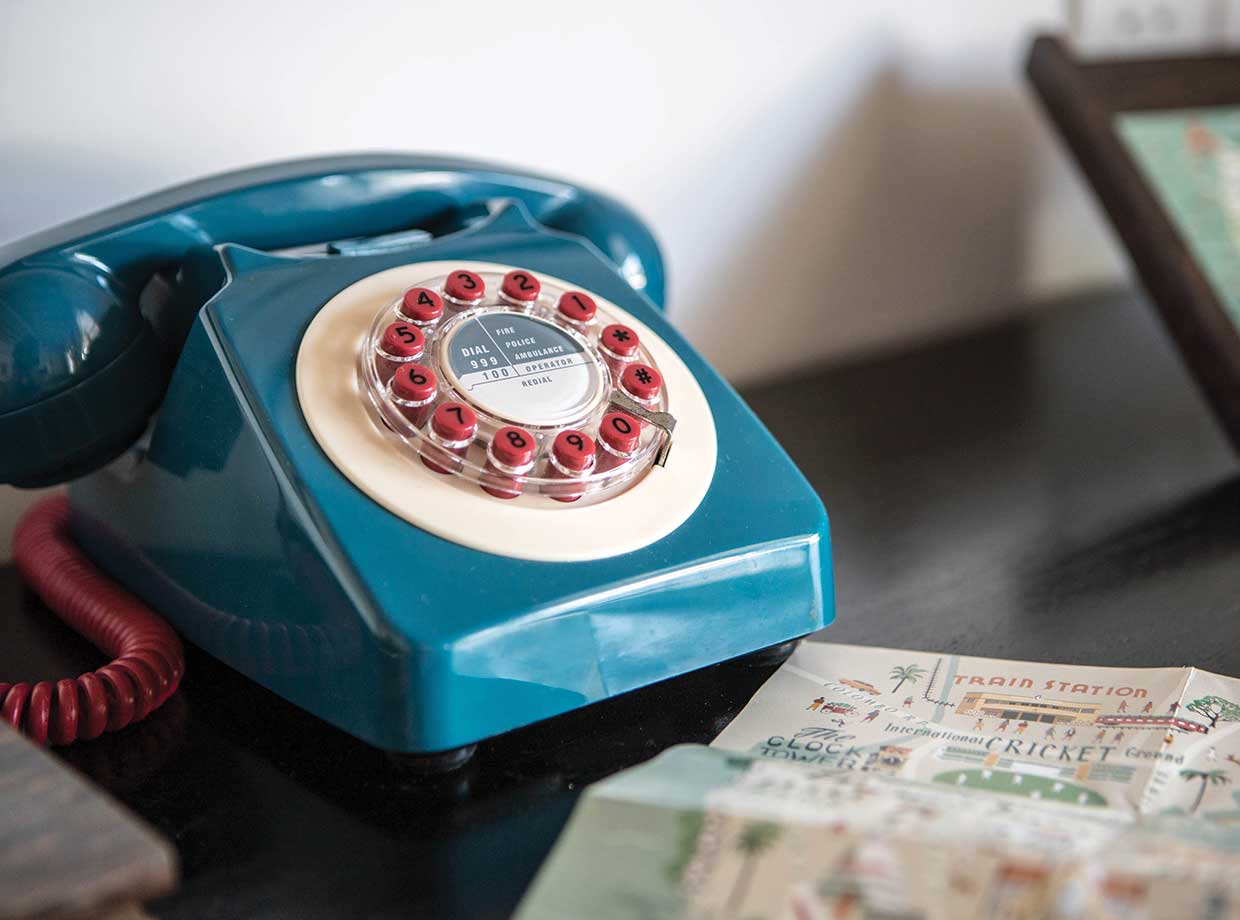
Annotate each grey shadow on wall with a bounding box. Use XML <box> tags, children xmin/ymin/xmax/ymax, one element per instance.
<box><xmin>683</xmin><ymin>61</ymin><xmax>1040</xmax><ymax>387</ymax></box>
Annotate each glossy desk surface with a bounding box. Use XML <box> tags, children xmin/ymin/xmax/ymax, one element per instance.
<box><xmin>4</xmin><ymin>288</ymin><xmax>1240</xmax><ymax>918</ymax></box>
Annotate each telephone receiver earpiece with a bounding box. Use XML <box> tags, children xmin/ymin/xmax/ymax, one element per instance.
<box><xmin>0</xmin><ymin>155</ymin><xmax>665</xmax><ymax>488</ymax></box>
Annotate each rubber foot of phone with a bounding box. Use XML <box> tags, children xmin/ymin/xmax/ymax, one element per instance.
<box><xmin>738</xmin><ymin>637</ymin><xmax>802</xmax><ymax>669</ymax></box>
<box><xmin>385</xmin><ymin>743</ymin><xmax>478</xmax><ymax>775</ymax></box>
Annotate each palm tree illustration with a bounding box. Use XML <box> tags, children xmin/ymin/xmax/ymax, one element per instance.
<box><xmin>889</xmin><ymin>664</ymin><xmax>927</xmax><ymax>695</ymax></box>
<box><xmin>1180</xmin><ymin>768</ymin><xmax>1231</xmax><ymax>814</ymax></box>
<box><xmin>723</xmin><ymin>821</ymin><xmax>781</xmax><ymax>918</ymax></box>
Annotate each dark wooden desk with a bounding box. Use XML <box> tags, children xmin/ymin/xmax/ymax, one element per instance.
<box><xmin>3</xmin><ymin>288</ymin><xmax>1239</xmax><ymax>918</ymax></box>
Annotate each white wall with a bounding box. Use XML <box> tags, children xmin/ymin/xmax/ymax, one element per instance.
<box><xmin>0</xmin><ymin>1</ymin><xmax>1130</xmax><ymax>555</ymax></box>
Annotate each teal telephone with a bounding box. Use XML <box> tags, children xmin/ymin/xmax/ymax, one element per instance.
<box><xmin>0</xmin><ymin>155</ymin><xmax>833</xmax><ymax>757</ymax></box>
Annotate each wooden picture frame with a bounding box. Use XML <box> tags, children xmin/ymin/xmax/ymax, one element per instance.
<box><xmin>1027</xmin><ymin>36</ymin><xmax>1240</xmax><ymax>449</ymax></box>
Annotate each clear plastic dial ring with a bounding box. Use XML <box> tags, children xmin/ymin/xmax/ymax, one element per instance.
<box><xmin>358</xmin><ymin>269</ymin><xmax>673</xmax><ymax>506</ymax></box>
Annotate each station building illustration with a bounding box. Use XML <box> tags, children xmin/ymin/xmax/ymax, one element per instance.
<box><xmin>954</xmin><ymin>689</ymin><xmax>1211</xmax><ymax>733</ymax></box>
<box><xmin>955</xmin><ymin>691</ymin><xmax>1104</xmax><ymax>724</ymax></box>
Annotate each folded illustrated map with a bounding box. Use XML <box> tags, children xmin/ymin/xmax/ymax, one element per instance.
<box><xmin>517</xmin><ymin>643</ymin><xmax>1240</xmax><ymax>920</ymax></box>
<box><xmin>714</xmin><ymin>641</ymin><xmax>1240</xmax><ymax>818</ymax></box>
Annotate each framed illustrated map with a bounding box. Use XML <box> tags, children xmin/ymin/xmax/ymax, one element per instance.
<box><xmin>1027</xmin><ymin>37</ymin><xmax>1240</xmax><ymax>450</ymax></box>
<box><xmin>1119</xmin><ymin>110</ymin><xmax>1240</xmax><ymax>337</ymax></box>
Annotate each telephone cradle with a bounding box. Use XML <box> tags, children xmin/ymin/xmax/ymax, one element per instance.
<box><xmin>0</xmin><ymin>155</ymin><xmax>834</xmax><ymax>758</ymax></box>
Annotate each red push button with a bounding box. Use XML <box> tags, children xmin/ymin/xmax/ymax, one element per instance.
<box><xmin>600</xmin><ymin>323</ymin><xmax>640</xmax><ymax>358</ymax></box>
<box><xmin>501</xmin><ymin>270</ymin><xmax>541</xmax><ymax>304</ymax></box>
<box><xmin>620</xmin><ymin>363</ymin><xmax>662</xmax><ymax>403</ymax></box>
<box><xmin>400</xmin><ymin>287</ymin><xmax>444</xmax><ymax>324</ymax></box>
<box><xmin>552</xmin><ymin>429</ymin><xmax>596</xmax><ymax>471</ymax></box>
<box><xmin>483</xmin><ymin>425</ymin><xmax>536</xmax><ymax>499</ymax></box>
<box><xmin>490</xmin><ymin>426</ymin><xmax>536</xmax><ymax>468</ymax></box>
<box><xmin>444</xmin><ymin>269</ymin><xmax>485</xmax><ymax>303</ymax></box>
<box><xmin>391</xmin><ymin>363</ymin><xmax>436</xmax><ymax>403</ymax></box>
<box><xmin>423</xmin><ymin>401</ymin><xmax>477</xmax><ymax>474</ymax></box>
<box><xmin>381</xmin><ymin>322</ymin><xmax>425</xmax><ymax>359</ymax></box>
<box><xmin>545</xmin><ymin>429</ymin><xmax>596</xmax><ymax>502</ymax></box>
<box><xmin>600</xmin><ymin>411</ymin><xmax>641</xmax><ymax>454</ymax></box>
<box><xmin>431</xmin><ymin>402</ymin><xmax>478</xmax><ymax>442</ymax></box>
<box><xmin>557</xmin><ymin>291</ymin><xmax>597</xmax><ymax>324</ymax></box>
<box><xmin>391</xmin><ymin>364</ymin><xmax>437</xmax><ymax>427</ymax></box>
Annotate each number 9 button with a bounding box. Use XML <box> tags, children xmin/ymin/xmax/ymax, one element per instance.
<box><xmin>544</xmin><ymin>429</ymin><xmax>596</xmax><ymax>502</ymax></box>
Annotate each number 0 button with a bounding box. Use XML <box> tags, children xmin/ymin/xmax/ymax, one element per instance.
<box><xmin>600</xmin><ymin>411</ymin><xmax>642</xmax><ymax>454</ymax></box>
<box><xmin>444</xmin><ymin>270</ymin><xmax>485</xmax><ymax>304</ymax></box>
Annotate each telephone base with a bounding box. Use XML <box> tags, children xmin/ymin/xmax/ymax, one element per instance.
<box><xmin>48</xmin><ymin>185</ymin><xmax>832</xmax><ymax>754</ymax></box>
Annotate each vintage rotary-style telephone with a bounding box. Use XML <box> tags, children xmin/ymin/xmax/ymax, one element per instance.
<box><xmin>0</xmin><ymin>155</ymin><xmax>833</xmax><ymax>758</ymax></box>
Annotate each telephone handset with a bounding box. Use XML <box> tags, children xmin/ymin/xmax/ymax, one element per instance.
<box><xmin>0</xmin><ymin>156</ymin><xmax>833</xmax><ymax>755</ymax></box>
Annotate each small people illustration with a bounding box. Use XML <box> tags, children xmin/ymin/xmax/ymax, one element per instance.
<box><xmin>973</xmin><ymin>718</ymin><xmax>985</xmax><ymax>732</ymax></box>
<box><xmin>1094</xmin><ymin>729</ymin><xmax>1107</xmax><ymax>742</ymax></box>
<box><xmin>863</xmin><ymin>709</ymin><xmax>880</xmax><ymax>723</ymax></box>
<box><xmin>1113</xmin><ymin>730</ymin><xmax>1125</xmax><ymax>743</ymax></box>
<box><xmin>808</xmin><ymin>697</ymin><xmax>825</xmax><ymax>711</ymax></box>
<box><xmin>1064</xmin><ymin>727</ymin><xmax>1076</xmax><ymax>740</ymax></box>
<box><xmin>1169</xmin><ymin>702</ymin><xmax>1180</xmax><ymax>715</ymax></box>
<box><xmin>997</xmin><ymin>719</ymin><xmax>1010</xmax><ymax>732</ymax></box>
<box><xmin>1164</xmin><ymin>732</ymin><xmax>1175</xmax><ymax>746</ymax></box>
<box><xmin>1142</xmin><ymin>701</ymin><xmax>1153</xmax><ymax>714</ymax></box>
<box><xmin>1118</xmin><ymin>700</ymin><xmax>1128</xmax><ymax>713</ymax></box>
<box><xmin>1186</xmin><ymin>118</ymin><xmax>1222</xmax><ymax>156</ymax></box>
<box><xmin>1226</xmin><ymin>754</ymin><xmax>1240</xmax><ymax>769</ymax></box>
<box><xmin>1015</xmin><ymin>721</ymin><xmax>1028</xmax><ymax>736</ymax></box>
<box><xmin>1044</xmin><ymin>726</ymin><xmax>1056</xmax><ymax>739</ymax></box>
<box><xmin>903</xmin><ymin>697</ymin><xmax>913</xmax><ymax>709</ymax></box>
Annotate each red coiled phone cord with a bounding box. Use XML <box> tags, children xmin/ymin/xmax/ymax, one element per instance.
<box><xmin>3</xmin><ymin>496</ymin><xmax>184</xmax><ymax>745</ymax></box>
